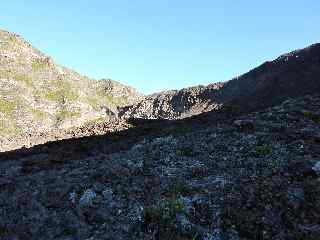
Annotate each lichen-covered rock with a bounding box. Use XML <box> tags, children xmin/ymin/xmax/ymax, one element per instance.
<box><xmin>79</xmin><ymin>189</ymin><xmax>97</xmax><ymax>208</ymax></box>
<box><xmin>312</xmin><ymin>161</ymin><xmax>320</xmax><ymax>175</ymax></box>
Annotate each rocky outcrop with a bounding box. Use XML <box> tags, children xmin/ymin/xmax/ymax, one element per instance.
<box><xmin>119</xmin><ymin>43</ymin><xmax>320</xmax><ymax>119</ymax></box>
<box><xmin>119</xmin><ymin>83</ymin><xmax>225</xmax><ymax>119</ymax></box>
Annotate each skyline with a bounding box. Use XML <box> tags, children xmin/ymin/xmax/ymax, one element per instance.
<box><xmin>1</xmin><ymin>0</ymin><xmax>320</xmax><ymax>94</ymax></box>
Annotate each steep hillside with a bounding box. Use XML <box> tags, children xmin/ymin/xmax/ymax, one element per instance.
<box><xmin>0</xmin><ymin>29</ymin><xmax>143</xmax><ymax>150</ymax></box>
<box><xmin>1</xmin><ymin>94</ymin><xmax>320</xmax><ymax>239</ymax></box>
<box><xmin>119</xmin><ymin>43</ymin><xmax>320</xmax><ymax>119</ymax></box>
<box><xmin>224</xmin><ymin>43</ymin><xmax>320</xmax><ymax>111</ymax></box>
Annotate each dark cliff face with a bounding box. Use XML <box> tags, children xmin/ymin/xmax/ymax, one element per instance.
<box><xmin>119</xmin><ymin>44</ymin><xmax>320</xmax><ymax>119</ymax></box>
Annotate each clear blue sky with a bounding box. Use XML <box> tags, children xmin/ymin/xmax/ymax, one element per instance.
<box><xmin>1</xmin><ymin>1</ymin><xmax>319</xmax><ymax>94</ymax></box>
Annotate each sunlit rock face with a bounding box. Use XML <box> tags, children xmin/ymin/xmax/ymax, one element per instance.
<box><xmin>0</xmin><ymin>29</ymin><xmax>143</xmax><ymax>151</ymax></box>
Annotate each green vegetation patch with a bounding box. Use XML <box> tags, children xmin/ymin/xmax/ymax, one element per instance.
<box><xmin>302</xmin><ymin>111</ymin><xmax>320</xmax><ymax>124</ymax></box>
<box><xmin>177</xmin><ymin>146</ymin><xmax>194</xmax><ymax>157</ymax></box>
<box><xmin>0</xmin><ymin>119</ymin><xmax>21</xmax><ymax>136</ymax></box>
<box><xmin>141</xmin><ymin>181</ymin><xmax>192</xmax><ymax>239</ymax></box>
<box><xmin>0</xmin><ymin>70</ymin><xmax>11</xmax><ymax>79</ymax></box>
<box><xmin>15</xmin><ymin>73</ymin><xmax>33</xmax><ymax>86</ymax></box>
<box><xmin>144</xmin><ymin>194</ymin><xmax>186</xmax><ymax>224</ymax></box>
<box><xmin>46</xmin><ymin>90</ymin><xmax>64</xmax><ymax>102</ymax></box>
<box><xmin>89</xmin><ymin>86</ymin><xmax>129</xmax><ymax>109</ymax></box>
<box><xmin>86</xmin><ymin>96</ymin><xmax>101</xmax><ymax>111</ymax></box>
<box><xmin>0</xmin><ymin>225</ymin><xmax>9</xmax><ymax>238</ymax></box>
<box><xmin>45</xmin><ymin>80</ymin><xmax>78</xmax><ymax>103</ymax></box>
<box><xmin>31</xmin><ymin>58</ymin><xmax>48</xmax><ymax>71</ymax></box>
<box><xmin>255</xmin><ymin>145</ymin><xmax>272</xmax><ymax>156</ymax></box>
<box><xmin>32</xmin><ymin>108</ymin><xmax>47</xmax><ymax>121</ymax></box>
<box><xmin>84</xmin><ymin>117</ymin><xmax>105</xmax><ymax>126</ymax></box>
<box><xmin>56</xmin><ymin>108</ymin><xmax>81</xmax><ymax>124</ymax></box>
<box><xmin>0</xmin><ymin>97</ymin><xmax>16</xmax><ymax>115</ymax></box>
<box><xmin>85</xmin><ymin>94</ymin><xmax>119</xmax><ymax>111</ymax></box>
<box><xmin>0</xmin><ymin>70</ymin><xmax>33</xmax><ymax>86</ymax></box>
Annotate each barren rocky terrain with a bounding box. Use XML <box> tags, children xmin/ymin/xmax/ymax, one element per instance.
<box><xmin>1</xmin><ymin>94</ymin><xmax>320</xmax><ymax>239</ymax></box>
<box><xmin>0</xmin><ymin>30</ymin><xmax>320</xmax><ymax>239</ymax></box>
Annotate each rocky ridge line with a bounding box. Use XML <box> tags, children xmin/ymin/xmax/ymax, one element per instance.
<box><xmin>119</xmin><ymin>43</ymin><xmax>320</xmax><ymax>119</ymax></box>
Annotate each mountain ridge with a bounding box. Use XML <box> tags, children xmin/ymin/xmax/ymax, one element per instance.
<box><xmin>1</xmin><ymin>29</ymin><xmax>320</xmax><ymax>152</ymax></box>
<box><xmin>119</xmin><ymin>43</ymin><xmax>320</xmax><ymax>119</ymax></box>
<box><xmin>0</xmin><ymin>29</ymin><xmax>144</xmax><ymax>151</ymax></box>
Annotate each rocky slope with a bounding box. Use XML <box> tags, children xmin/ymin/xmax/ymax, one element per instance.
<box><xmin>119</xmin><ymin>83</ymin><xmax>225</xmax><ymax>119</ymax></box>
<box><xmin>119</xmin><ymin>43</ymin><xmax>320</xmax><ymax>119</ymax></box>
<box><xmin>1</xmin><ymin>94</ymin><xmax>320</xmax><ymax>239</ymax></box>
<box><xmin>1</xmin><ymin>31</ymin><xmax>319</xmax><ymax>153</ymax></box>
<box><xmin>0</xmin><ymin>29</ymin><xmax>143</xmax><ymax>151</ymax></box>
<box><xmin>1</xmin><ymin>32</ymin><xmax>320</xmax><ymax>239</ymax></box>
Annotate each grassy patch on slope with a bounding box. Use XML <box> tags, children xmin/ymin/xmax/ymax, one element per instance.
<box><xmin>31</xmin><ymin>58</ymin><xmax>48</xmax><ymax>71</ymax></box>
<box><xmin>55</xmin><ymin>108</ymin><xmax>81</xmax><ymax>125</ymax></box>
<box><xmin>45</xmin><ymin>78</ymin><xmax>79</xmax><ymax>103</ymax></box>
<box><xmin>0</xmin><ymin>97</ymin><xmax>16</xmax><ymax>115</ymax></box>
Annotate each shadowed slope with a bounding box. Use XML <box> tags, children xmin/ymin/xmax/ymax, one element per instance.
<box><xmin>119</xmin><ymin>43</ymin><xmax>320</xmax><ymax>119</ymax></box>
<box><xmin>0</xmin><ymin>95</ymin><xmax>320</xmax><ymax>239</ymax></box>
